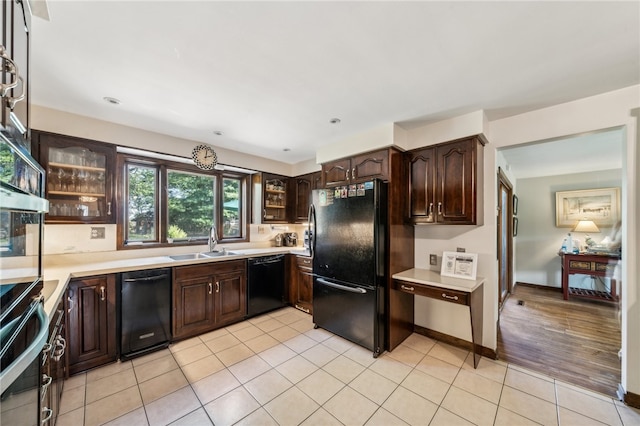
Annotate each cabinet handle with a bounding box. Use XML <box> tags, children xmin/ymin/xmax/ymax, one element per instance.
<box><xmin>428</xmin><ymin>202</ymin><xmax>433</xmax><ymax>217</ymax></box>
<box><xmin>352</xmin><ymin>168</ymin><xmax>356</xmax><ymax>180</ymax></box>
<box><xmin>41</xmin><ymin>374</ymin><xmax>52</xmax><ymax>389</ymax></box>
<box><xmin>107</xmin><ymin>202</ymin><xmax>112</xmax><ymax>216</ymax></box>
<box><xmin>215</xmin><ymin>282</ymin><xmax>220</xmax><ymax>293</ymax></box>
<box><xmin>67</xmin><ymin>296</ymin><xmax>74</xmax><ymax>313</ymax></box>
<box><xmin>401</xmin><ymin>284</ymin><xmax>415</xmax><ymax>292</ymax></box>
<box><xmin>0</xmin><ymin>46</ymin><xmax>19</xmax><ymax>96</ymax></box>
<box><xmin>345</xmin><ymin>169</ymin><xmax>350</xmax><ymax>181</ymax></box>
<box><xmin>208</xmin><ymin>282</ymin><xmax>213</xmax><ymax>294</ymax></box>
<box><xmin>7</xmin><ymin>76</ymin><xmax>25</xmax><ymax>110</ymax></box>
<box><xmin>303</xmin><ymin>259</ymin><xmax>311</xmax><ymax>264</ymax></box>
<box><xmin>41</xmin><ymin>407</ymin><xmax>53</xmax><ymax>424</ymax></box>
<box><xmin>42</xmin><ymin>343</ymin><xmax>53</xmax><ymax>354</ymax></box>
<box><xmin>438</xmin><ymin>202</ymin><xmax>442</xmax><ymax>215</ymax></box>
<box><xmin>100</xmin><ymin>286</ymin><xmax>105</xmax><ymax>301</ymax></box>
<box><xmin>441</xmin><ymin>293</ymin><xmax>459</xmax><ymax>301</ymax></box>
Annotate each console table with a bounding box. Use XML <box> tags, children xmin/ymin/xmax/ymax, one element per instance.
<box><xmin>392</xmin><ymin>268</ymin><xmax>484</xmax><ymax>368</ymax></box>
<box><xmin>560</xmin><ymin>253</ymin><xmax>620</xmax><ymax>302</ymax></box>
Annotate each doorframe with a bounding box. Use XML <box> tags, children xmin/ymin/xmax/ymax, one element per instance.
<box><xmin>497</xmin><ymin>167</ymin><xmax>514</xmax><ymax>311</ymax></box>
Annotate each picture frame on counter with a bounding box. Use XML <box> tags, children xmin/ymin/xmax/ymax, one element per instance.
<box><xmin>441</xmin><ymin>251</ymin><xmax>478</xmax><ymax>281</ymax></box>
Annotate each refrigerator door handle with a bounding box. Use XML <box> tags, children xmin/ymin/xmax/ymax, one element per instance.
<box><xmin>316</xmin><ymin>278</ymin><xmax>367</xmax><ymax>294</ymax></box>
<box><xmin>308</xmin><ymin>203</ymin><xmax>316</xmax><ymax>257</ymax></box>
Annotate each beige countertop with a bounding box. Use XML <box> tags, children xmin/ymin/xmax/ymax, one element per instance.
<box><xmin>41</xmin><ymin>246</ymin><xmax>310</xmax><ymax>318</ymax></box>
<box><xmin>392</xmin><ymin>268</ymin><xmax>485</xmax><ymax>293</ymax></box>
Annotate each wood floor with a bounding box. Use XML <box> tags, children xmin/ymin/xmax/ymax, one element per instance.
<box><xmin>497</xmin><ymin>283</ymin><xmax>621</xmax><ymax>396</ymax></box>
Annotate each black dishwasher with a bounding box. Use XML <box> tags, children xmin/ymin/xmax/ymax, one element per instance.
<box><xmin>247</xmin><ymin>255</ymin><xmax>286</xmax><ymax>317</ymax></box>
<box><xmin>119</xmin><ymin>268</ymin><xmax>171</xmax><ymax>360</ymax></box>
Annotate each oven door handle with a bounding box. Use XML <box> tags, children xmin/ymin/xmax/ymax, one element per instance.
<box><xmin>0</xmin><ymin>300</ymin><xmax>48</xmax><ymax>394</ymax></box>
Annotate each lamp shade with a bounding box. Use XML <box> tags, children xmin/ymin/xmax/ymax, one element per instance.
<box><xmin>573</xmin><ymin>220</ymin><xmax>600</xmax><ymax>233</ymax></box>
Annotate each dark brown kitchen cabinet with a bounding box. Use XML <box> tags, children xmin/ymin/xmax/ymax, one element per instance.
<box><xmin>290</xmin><ymin>255</ymin><xmax>313</xmax><ymax>314</ymax></box>
<box><xmin>34</xmin><ymin>130</ymin><xmax>116</xmax><ymax>224</ymax></box>
<box><xmin>292</xmin><ymin>171</ymin><xmax>321</xmax><ymax>223</ymax></box>
<box><xmin>322</xmin><ymin>149</ymin><xmax>390</xmax><ymax>187</ymax></box>
<box><xmin>408</xmin><ymin>136</ymin><xmax>485</xmax><ymax>225</ymax></box>
<box><xmin>262</xmin><ymin>173</ymin><xmax>289</xmax><ymax>223</ymax></box>
<box><xmin>173</xmin><ymin>260</ymin><xmax>246</xmax><ymax>340</ymax></box>
<box><xmin>1</xmin><ymin>0</ymin><xmax>31</xmax><ymax>152</ymax></box>
<box><xmin>67</xmin><ymin>274</ymin><xmax>117</xmax><ymax>375</ymax></box>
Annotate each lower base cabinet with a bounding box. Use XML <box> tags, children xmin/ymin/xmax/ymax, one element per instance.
<box><xmin>290</xmin><ymin>255</ymin><xmax>313</xmax><ymax>314</ymax></box>
<box><xmin>66</xmin><ymin>274</ymin><xmax>117</xmax><ymax>376</ymax></box>
<box><xmin>173</xmin><ymin>260</ymin><xmax>247</xmax><ymax>340</ymax></box>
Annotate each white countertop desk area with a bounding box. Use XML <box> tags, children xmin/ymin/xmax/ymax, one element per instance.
<box><xmin>392</xmin><ymin>268</ymin><xmax>485</xmax><ymax>368</ymax></box>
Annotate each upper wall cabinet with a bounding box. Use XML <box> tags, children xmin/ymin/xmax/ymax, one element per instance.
<box><xmin>34</xmin><ymin>131</ymin><xmax>116</xmax><ymax>224</ymax></box>
<box><xmin>292</xmin><ymin>171</ymin><xmax>321</xmax><ymax>223</ymax></box>
<box><xmin>322</xmin><ymin>149</ymin><xmax>390</xmax><ymax>187</ymax></box>
<box><xmin>262</xmin><ymin>173</ymin><xmax>289</xmax><ymax>223</ymax></box>
<box><xmin>409</xmin><ymin>136</ymin><xmax>485</xmax><ymax>225</ymax></box>
<box><xmin>1</xmin><ymin>0</ymin><xmax>31</xmax><ymax>152</ymax></box>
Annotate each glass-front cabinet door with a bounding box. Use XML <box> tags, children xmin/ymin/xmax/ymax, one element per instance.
<box><xmin>36</xmin><ymin>131</ymin><xmax>116</xmax><ymax>224</ymax></box>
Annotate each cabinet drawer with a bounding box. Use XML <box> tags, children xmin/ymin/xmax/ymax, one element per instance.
<box><xmin>393</xmin><ymin>279</ymin><xmax>469</xmax><ymax>305</ymax></box>
<box><xmin>296</xmin><ymin>256</ymin><xmax>313</xmax><ymax>270</ymax></box>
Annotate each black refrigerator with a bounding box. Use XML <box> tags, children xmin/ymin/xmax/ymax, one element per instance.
<box><xmin>310</xmin><ymin>180</ymin><xmax>387</xmax><ymax>357</ymax></box>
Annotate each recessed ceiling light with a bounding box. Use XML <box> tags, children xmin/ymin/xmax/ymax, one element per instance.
<box><xmin>213</xmin><ymin>130</ymin><xmax>223</xmax><ymax>136</ymax></box>
<box><xmin>329</xmin><ymin>118</ymin><xmax>341</xmax><ymax>124</ymax></box>
<box><xmin>283</xmin><ymin>148</ymin><xmax>291</xmax><ymax>152</ymax></box>
<box><xmin>103</xmin><ymin>97</ymin><xmax>121</xmax><ymax>105</ymax></box>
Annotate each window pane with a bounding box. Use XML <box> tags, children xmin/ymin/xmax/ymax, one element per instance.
<box><xmin>127</xmin><ymin>164</ymin><xmax>157</xmax><ymax>242</ymax></box>
<box><xmin>168</xmin><ymin>170</ymin><xmax>215</xmax><ymax>240</ymax></box>
<box><xmin>223</xmin><ymin>177</ymin><xmax>241</xmax><ymax>238</ymax></box>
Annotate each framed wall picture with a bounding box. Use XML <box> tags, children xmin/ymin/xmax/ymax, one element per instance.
<box><xmin>555</xmin><ymin>187</ymin><xmax>620</xmax><ymax>227</ymax></box>
<box><xmin>441</xmin><ymin>251</ymin><xmax>478</xmax><ymax>281</ymax></box>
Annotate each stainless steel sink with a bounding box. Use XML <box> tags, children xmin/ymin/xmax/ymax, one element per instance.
<box><xmin>169</xmin><ymin>250</ymin><xmax>237</xmax><ymax>261</ymax></box>
<box><xmin>169</xmin><ymin>253</ymin><xmax>211</xmax><ymax>261</ymax></box>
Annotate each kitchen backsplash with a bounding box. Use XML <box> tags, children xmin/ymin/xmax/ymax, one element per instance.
<box><xmin>42</xmin><ymin>223</ymin><xmax>306</xmax><ymax>255</ymax></box>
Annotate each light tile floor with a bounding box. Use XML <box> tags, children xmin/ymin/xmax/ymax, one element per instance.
<box><xmin>57</xmin><ymin>307</ymin><xmax>640</xmax><ymax>426</ymax></box>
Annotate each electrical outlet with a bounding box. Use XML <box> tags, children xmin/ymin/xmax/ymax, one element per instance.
<box><xmin>258</xmin><ymin>225</ymin><xmax>267</xmax><ymax>234</ymax></box>
<box><xmin>429</xmin><ymin>254</ymin><xmax>437</xmax><ymax>265</ymax></box>
<box><xmin>456</xmin><ymin>247</ymin><xmax>466</xmax><ymax>253</ymax></box>
<box><xmin>91</xmin><ymin>227</ymin><xmax>105</xmax><ymax>239</ymax></box>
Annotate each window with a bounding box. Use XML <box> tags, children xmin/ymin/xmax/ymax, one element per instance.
<box><xmin>118</xmin><ymin>153</ymin><xmax>248</xmax><ymax>248</ymax></box>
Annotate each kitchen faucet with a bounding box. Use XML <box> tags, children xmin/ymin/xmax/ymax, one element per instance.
<box><xmin>209</xmin><ymin>225</ymin><xmax>218</xmax><ymax>252</ymax></box>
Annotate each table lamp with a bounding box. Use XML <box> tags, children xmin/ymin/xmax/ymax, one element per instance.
<box><xmin>573</xmin><ymin>219</ymin><xmax>600</xmax><ymax>249</ymax></box>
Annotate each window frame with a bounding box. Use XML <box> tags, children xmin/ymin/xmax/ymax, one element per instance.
<box><xmin>116</xmin><ymin>152</ymin><xmax>250</xmax><ymax>250</ymax></box>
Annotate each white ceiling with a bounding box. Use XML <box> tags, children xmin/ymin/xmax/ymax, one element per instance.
<box><xmin>499</xmin><ymin>128</ymin><xmax>624</xmax><ymax>180</ymax></box>
<box><xmin>28</xmin><ymin>1</ymin><xmax>639</xmax><ymax>165</ymax></box>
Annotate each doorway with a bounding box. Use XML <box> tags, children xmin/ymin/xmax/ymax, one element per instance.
<box><xmin>497</xmin><ymin>168</ymin><xmax>513</xmax><ymax>310</ymax></box>
<box><xmin>495</xmin><ymin>128</ymin><xmax>624</xmax><ymax>396</ymax></box>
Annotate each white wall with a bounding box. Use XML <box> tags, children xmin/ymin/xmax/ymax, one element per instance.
<box><xmin>515</xmin><ymin>169</ymin><xmax>622</xmax><ymax>288</ymax></box>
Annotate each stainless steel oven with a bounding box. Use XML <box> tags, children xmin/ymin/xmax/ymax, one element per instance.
<box><xmin>0</xmin><ymin>135</ymin><xmax>49</xmax><ymax>425</ymax></box>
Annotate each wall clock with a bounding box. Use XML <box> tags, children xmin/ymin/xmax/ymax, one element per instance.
<box><xmin>192</xmin><ymin>144</ymin><xmax>217</xmax><ymax>170</ymax></box>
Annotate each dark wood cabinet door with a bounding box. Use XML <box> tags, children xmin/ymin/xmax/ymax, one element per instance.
<box><xmin>292</xmin><ymin>256</ymin><xmax>313</xmax><ymax>314</ymax></box>
<box><xmin>293</xmin><ymin>174</ymin><xmax>313</xmax><ymax>223</ymax></box>
<box><xmin>214</xmin><ymin>267</ymin><xmax>246</xmax><ymax>325</ymax></box>
<box><xmin>35</xmin><ymin>131</ymin><xmax>117</xmax><ymax>224</ymax></box>
<box><xmin>263</xmin><ymin>173</ymin><xmax>289</xmax><ymax>223</ymax></box>
<box><xmin>312</xmin><ymin>171</ymin><xmax>322</xmax><ymax>189</ymax></box>
<box><xmin>436</xmin><ymin>139</ymin><xmax>476</xmax><ymax>224</ymax></box>
<box><xmin>173</xmin><ymin>272</ymin><xmax>215</xmax><ymax>340</ymax></box>
<box><xmin>322</xmin><ymin>158</ymin><xmax>351</xmax><ymax>187</ymax></box>
<box><xmin>67</xmin><ymin>275</ymin><xmax>116</xmax><ymax>375</ymax></box>
<box><xmin>351</xmin><ymin>149</ymin><xmax>389</xmax><ymax>182</ymax></box>
<box><xmin>409</xmin><ymin>148</ymin><xmax>436</xmax><ymax>223</ymax></box>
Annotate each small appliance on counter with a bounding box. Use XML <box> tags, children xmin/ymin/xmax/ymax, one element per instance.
<box><xmin>283</xmin><ymin>232</ymin><xmax>298</xmax><ymax>247</ymax></box>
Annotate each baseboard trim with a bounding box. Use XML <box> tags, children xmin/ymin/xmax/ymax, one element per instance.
<box><xmin>413</xmin><ymin>324</ymin><xmax>497</xmax><ymax>360</ymax></box>
<box><xmin>618</xmin><ymin>384</ymin><xmax>640</xmax><ymax>409</ymax></box>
